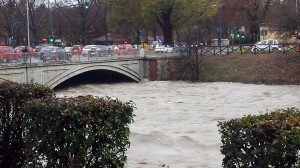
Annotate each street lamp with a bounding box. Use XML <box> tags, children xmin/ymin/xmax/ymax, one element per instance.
<box><xmin>217</xmin><ymin>0</ymin><xmax>221</xmax><ymax>46</ymax></box>
<box><xmin>296</xmin><ymin>0</ymin><xmax>298</xmax><ymax>16</ymax></box>
<box><xmin>26</xmin><ymin>0</ymin><xmax>30</xmax><ymax>47</ymax></box>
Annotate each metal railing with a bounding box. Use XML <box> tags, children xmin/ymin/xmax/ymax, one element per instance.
<box><xmin>0</xmin><ymin>43</ymin><xmax>298</xmax><ymax>66</ymax></box>
<box><xmin>0</xmin><ymin>49</ymin><xmax>141</xmax><ymax>66</ymax></box>
<box><xmin>178</xmin><ymin>43</ymin><xmax>300</xmax><ymax>55</ymax></box>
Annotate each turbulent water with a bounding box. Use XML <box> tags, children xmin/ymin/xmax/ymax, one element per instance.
<box><xmin>55</xmin><ymin>81</ymin><xmax>300</xmax><ymax>168</ymax></box>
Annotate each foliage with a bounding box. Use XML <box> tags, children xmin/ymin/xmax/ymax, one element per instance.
<box><xmin>0</xmin><ymin>81</ymin><xmax>135</xmax><ymax>167</ymax></box>
<box><xmin>105</xmin><ymin>0</ymin><xmax>218</xmax><ymax>45</ymax></box>
<box><xmin>267</xmin><ymin>0</ymin><xmax>300</xmax><ymax>40</ymax></box>
<box><xmin>222</xmin><ymin>0</ymin><xmax>272</xmax><ymax>43</ymax></box>
<box><xmin>218</xmin><ymin>108</ymin><xmax>300</xmax><ymax>167</ymax></box>
<box><xmin>0</xmin><ymin>81</ymin><xmax>54</xmax><ymax>168</ymax></box>
<box><xmin>22</xmin><ymin>95</ymin><xmax>135</xmax><ymax>167</ymax></box>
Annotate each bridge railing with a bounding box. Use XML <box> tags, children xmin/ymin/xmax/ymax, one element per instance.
<box><xmin>0</xmin><ymin>43</ymin><xmax>298</xmax><ymax>66</ymax></box>
<box><xmin>0</xmin><ymin>49</ymin><xmax>142</xmax><ymax>66</ymax></box>
<box><xmin>171</xmin><ymin>43</ymin><xmax>300</xmax><ymax>56</ymax></box>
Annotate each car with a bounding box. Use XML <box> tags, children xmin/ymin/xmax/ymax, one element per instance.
<box><xmin>81</xmin><ymin>45</ymin><xmax>98</xmax><ymax>56</ymax></box>
<box><xmin>0</xmin><ymin>46</ymin><xmax>18</xmax><ymax>63</ymax></box>
<box><xmin>211</xmin><ymin>39</ymin><xmax>230</xmax><ymax>46</ymax></box>
<box><xmin>15</xmin><ymin>46</ymin><xmax>35</xmax><ymax>61</ymax></box>
<box><xmin>154</xmin><ymin>44</ymin><xmax>174</xmax><ymax>53</ymax></box>
<box><xmin>34</xmin><ymin>44</ymin><xmax>50</xmax><ymax>52</ymax></box>
<box><xmin>64</xmin><ymin>47</ymin><xmax>72</xmax><ymax>53</ymax></box>
<box><xmin>251</xmin><ymin>39</ymin><xmax>282</xmax><ymax>53</ymax></box>
<box><xmin>70</xmin><ymin>45</ymin><xmax>84</xmax><ymax>56</ymax></box>
<box><xmin>88</xmin><ymin>45</ymin><xmax>110</xmax><ymax>57</ymax></box>
<box><xmin>15</xmin><ymin>46</ymin><xmax>34</xmax><ymax>53</ymax></box>
<box><xmin>39</xmin><ymin>46</ymin><xmax>68</xmax><ymax>61</ymax></box>
<box><xmin>115</xmin><ymin>43</ymin><xmax>138</xmax><ymax>55</ymax></box>
<box><xmin>64</xmin><ymin>46</ymin><xmax>72</xmax><ymax>56</ymax></box>
<box><xmin>15</xmin><ymin>46</ymin><xmax>34</xmax><ymax>56</ymax></box>
<box><xmin>174</xmin><ymin>42</ymin><xmax>187</xmax><ymax>53</ymax></box>
<box><xmin>149</xmin><ymin>41</ymin><xmax>159</xmax><ymax>50</ymax></box>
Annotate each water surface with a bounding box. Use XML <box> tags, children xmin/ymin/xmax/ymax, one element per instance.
<box><xmin>55</xmin><ymin>81</ymin><xmax>300</xmax><ymax>168</ymax></box>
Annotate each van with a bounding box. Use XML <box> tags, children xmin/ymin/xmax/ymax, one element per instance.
<box><xmin>211</xmin><ymin>39</ymin><xmax>230</xmax><ymax>46</ymax></box>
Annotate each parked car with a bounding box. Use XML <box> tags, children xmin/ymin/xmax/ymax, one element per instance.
<box><xmin>15</xmin><ymin>46</ymin><xmax>34</xmax><ymax>56</ymax></box>
<box><xmin>251</xmin><ymin>39</ymin><xmax>282</xmax><ymax>53</ymax></box>
<box><xmin>174</xmin><ymin>42</ymin><xmax>187</xmax><ymax>53</ymax></box>
<box><xmin>88</xmin><ymin>45</ymin><xmax>110</xmax><ymax>57</ymax></box>
<box><xmin>15</xmin><ymin>46</ymin><xmax>34</xmax><ymax>53</ymax></box>
<box><xmin>211</xmin><ymin>39</ymin><xmax>230</xmax><ymax>46</ymax></box>
<box><xmin>34</xmin><ymin>44</ymin><xmax>50</xmax><ymax>52</ymax></box>
<box><xmin>149</xmin><ymin>41</ymin><xmax>159</xmax><ymax>50</ymax></box>
<box><xmin>64</xmin><ymin>46</ymin><xmax>72</xmax><ymax>56</ymax></box>
<box><xmin>115</xmin><ymin>43</ymin><xmax>138</xmax><ymax>55</ymax></box>
<box><xmin>70</xmin><ymin>45</ymin><xmax>84</xmax><ymax>56</ymax></box>
<box><xmin>154</xmin><ymin>44</ymin><xmax>174</xmax><ymax>53</ymax></box>
<box><xmin>0</xmin><ymin>46</ymin><xmax>18</xmax><ymax>63</ymax></box>
<box><xmin>39</xmin><ymin>46</ymin><xmax>68</xmax><ymax>61</ymax></box>
<box><xmin>82</xmin><ymin>45</ymin><xmax>98</xmax><ymax>56</ymax></box>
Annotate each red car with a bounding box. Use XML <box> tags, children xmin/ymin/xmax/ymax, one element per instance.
<box><xmin>115</xmin><ymin>43</ymin><xmax>137</xmax><ymax>55</ymax></box>
<box><xmin>70</xmin><ymin>45</ymin><xmax>84</xmax><ymax>56</ymax></box>
<box><xmin>15</xmin><ymin>46</ymin><xmax>34</xmax><ymax>57</ymax></box>
<box><xmin>15</xmin><ymin>46</ymin><xmax>34</xmax><ymax>53</ymax></box>
<box><xmin>0</xmin><ymin>46</ymin><xmax>18</xmax><ymax>63</ymax></box>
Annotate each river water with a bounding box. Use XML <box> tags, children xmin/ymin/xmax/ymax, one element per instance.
<box><xmin>55</xmin><ymin>81</ymin><xmax>300</xmax><ymax>168</ymax></box>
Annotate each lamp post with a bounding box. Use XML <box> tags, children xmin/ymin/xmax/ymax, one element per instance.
<box><xmin>26</xmin><ymin>0</ymin><xmax>30</xmax><ymax>47</ymax></box>
<box><xmin>296</xmin><ymin>0</ymin><xmax>298</xmax><ymax>16</ymax></box>
<box><xmin>217</xmin><ymin>0</ymin><xmax>221</xmax><ymax>46</ymax></box>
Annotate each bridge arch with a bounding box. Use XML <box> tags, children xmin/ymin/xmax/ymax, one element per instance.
<box><xmin>45</xmin><ymin>64</ymin><xmax>141</xmax><ymax>89</ymax></box>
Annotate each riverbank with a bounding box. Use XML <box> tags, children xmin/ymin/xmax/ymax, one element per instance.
<box><xmin>200</xmin><ymin>53</ymin><xmax>300</xmax><ymax>85</ymax></box>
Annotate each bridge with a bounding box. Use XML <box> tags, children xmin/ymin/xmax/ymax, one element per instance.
<box><xmin>0</xmin><ymin>57</ymin><xmax>145</xmax><ymax>89</ymax></box>
<box><xmin>0</xmin><ymin>44</ymin><xmax>298</xmax><ymax>89</ymax></box>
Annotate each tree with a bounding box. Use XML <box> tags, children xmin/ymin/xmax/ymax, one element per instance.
<box><xmin>105</xmin><ymin>0</ymin><xmax>217</xmax><ymax>46</ymax></box>
<box><xmin>54</xmin><ymin>0</ymin><xmax>101</xmax><ymax>45</ymax></box>
<box><xmin>104</xmin><ymin>0</ymin><xmax>147</xmax><ymax>44</ymax></box>
<box><xmin>0</xmin><ymin>0</ymin><xmax>20</xmax><ymax>45</ymax></box>
<box><xmin>222</xmin><ymin>0</ymin><xmax>272</xmax><ymax>43</ymax></box>
<box><xmin>267</xmin><ymin>0</ymin><xmax>300</xmax><ymax>41</ymax></box>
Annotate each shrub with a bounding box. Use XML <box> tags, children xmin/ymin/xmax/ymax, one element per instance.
<box><xmin>22</xmin><ymin>95</ymin><xmax>135</xmax><ymax>167</ymax></box>
<box><xmin>218</xmin><ymin>108</ymin><xmax>300</xmax><ymax>167</ymax></box>
<box><xmin>0</xmin><ymin>81</ymin><xmax>54</xmax><ymax>168</ymax></box>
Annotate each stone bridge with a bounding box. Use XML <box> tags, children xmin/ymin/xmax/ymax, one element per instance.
<box><xmin>0</xmin><ymin>57</ymin><xmax>145</xmax><ymax>89</ymax></box>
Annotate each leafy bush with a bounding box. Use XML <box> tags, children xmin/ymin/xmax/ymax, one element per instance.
<box><xmin>218</xmin><ymin>108</ymin><xmax>300</xmax><ymax>167</ymax></box>
<box><xmin>0</xmin><ymin>81</ymin><xmax>54</xmax><ymax>168</ymax></box>
<box><xmin>22</xmin><ymin>95</ymin><xmax>135</xmax><ymax>167</ymax></box>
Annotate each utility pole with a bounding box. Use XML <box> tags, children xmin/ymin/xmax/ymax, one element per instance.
<box><xmin>217</xmin><ymin>0</ymin><xmax>222</xmax><ymax>46</ymax></box>
<box><xmin>26</xmin><ymin>0</ymin><xmax>30</xmax><ymax>47</ymax></box>
<box><xmin>296</xmin><ymin>0</ymin><xmax>298</xmax><ymax>16</ymax></box>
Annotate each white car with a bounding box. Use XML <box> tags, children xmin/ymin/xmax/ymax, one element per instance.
<box><xmin>154</xmin><ymin>44</ymin><xmax>174</xmax><ymax>53</ymax></box>
<box><xmin>251</xmin><ymin>39</ymin><xmax>282</xmax><ymax>53</ymax></box>
<box><xmin>82</xmin><ymin>45</ymin><xmax>98</xmax><ymax>56</ymax></box>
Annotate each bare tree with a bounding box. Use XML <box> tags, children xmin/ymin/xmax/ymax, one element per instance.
<box><xmin>222</xmin><ymin>0</ymin><xmax>272</xmax><ymax>43</ymax></box>
<box><xmin>53</xmin><ymin>0</ymin><xmax>106</xmax><ymax>45</ymax></box>
<box><xmin>267</xmin><ymin>0</ymin><xmax>300</xmax><ymax>40</ymax></box>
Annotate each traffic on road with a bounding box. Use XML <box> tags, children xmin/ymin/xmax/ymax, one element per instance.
<box><xmin>0</xmin><ymin>41</ymin><xmax>299</xmax><ymax>65</ymax></box>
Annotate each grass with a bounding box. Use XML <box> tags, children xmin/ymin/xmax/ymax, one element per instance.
<box><xmin>200</xmin><ymin>52</ymin><xmax>300</xmax><ymax>85</ymax></box>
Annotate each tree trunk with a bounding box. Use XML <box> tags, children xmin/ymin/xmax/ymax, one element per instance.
<box><xmin>156</xmin><ymin>7</ymin><xmax>174</xmax><ymax>46</ymax></box>
<box><xmin>250</xmin><ymin>23</ymin><xmax>260</xmax><ymax>43</ymax></box>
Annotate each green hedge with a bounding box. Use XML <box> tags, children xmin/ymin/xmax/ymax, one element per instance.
<box><xmin>22</xmin><ymin>96</ymin><xmax>135</xmax><ymax>167</ymax></box>
<box><xmin>0</xmin><ymin>81</ymin><xmax>135</xmax><ymax>167</ymax></box>
<box><xmin>218</xmin><ymin>108</ymin><xmax>300</xmax><ymax>167</ymax></box>
<box><xmin>0</xmin><ymin>81</ymin><xmax>54</xmax><ymax>168</ymax></box>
